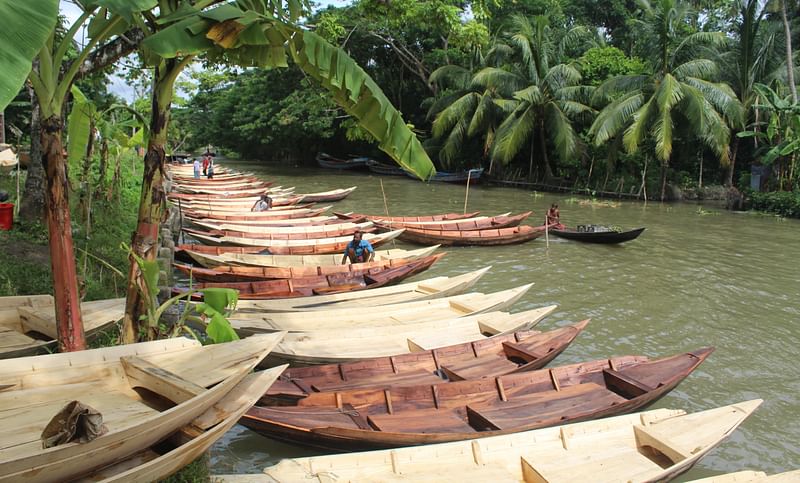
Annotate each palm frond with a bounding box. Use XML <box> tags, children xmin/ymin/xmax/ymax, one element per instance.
<box><xmin>439</xmin><ymin>115</ymin><xmax>471</xmax><ymax>164</ymax></box>
<box><xmin>592</xmin><ymin>75</ymin><xmax>650</xmax><ymax>104</ymax></box>
<box><xmin>622</xmin><ymin>97</ymin><xmax>656</xmax><ymax>153</ymax></box>
<box><xmin>654</xmin><ymin>73</ymin><xmax>683</xmax><ymax>113</ymax></box>
<box><xmin>432</xmin><ymin>92</ymin><xmax>479</xmax><ymax>138</ymax></box>
<box><xmin>682</xmin><ymin>77</ymin><xmax>744</xmax><ymax>128</ymax></box>
<box><xmin>429</xmin><ymin>64</ymin><xmax>472</xmax><ymax>89</ymax></box>
<box><xmin>672</xmin><ymin>59</ymin><xmax>717</xmax><ymax>80</ymax></box>
<box><xmin>472</xmin><ymin>67</ymin><xmax>523</xmax><ymax>92</ymax></box>
<box><xmin>591</xmin><ymin>90</ymin><xmax>645</xmax><ymax>145</ymax></box>
<box><xmin>467</xmin><ymin>91</ymin><xmax>495</xmax><ymax>137</ymax></box>
<box><xmin>491</xmin><ymin>103</ymin><xmax>537</xmax><ymax>164</ymax></box>
<box><xmin>546</xmin><ymin>102</ymin><xmax>579</xmax><ymax>161</ymax></box>
<box><xmin>543</xmin><ymin>63</ymin><xmax>582</xmax><ymax>94</ymax></box>
<box><xmin>559</xmin><ymin>100</ymin><xmax>596</xmax><ymax>119</ymax></box>
<box><xmin>674</xmin><ymin>32</ymin><xmax>727</xmax><ymax>61</ymax></box>
<box><xmin>513</xmin><ymin>85</ymin><xmax>543</xmax><ymax>105</ymax></box>
<box><xmin>651</xmin><ymin>106</ymin><xmax>673</xmax><ymax>161</ymax></box>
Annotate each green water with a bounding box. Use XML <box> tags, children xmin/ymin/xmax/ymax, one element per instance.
<box><xmin>209</xmin><ymin>162</ymin><xmax>800</xmax><ymax>479</ymax></box>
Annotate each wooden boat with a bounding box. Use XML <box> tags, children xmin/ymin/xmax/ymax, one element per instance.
<box><xmin>265</xmin><ymin>314</ymin><xmax>580</xmax><ymax>398</ymax></box>
<box><xmin>335</xmin><ymin>211</ymin><xmax>480</xmax><ymax>222</ymax></box>
<box><xmin>688</xmin><ymin>470</ymin><xmax>800</xmax><ymax>482</ymax></box>
<box><xmin>168</xmin><ymin>187</ymin><xmax>295</xmax><ymax>202</ymax></box>
<box><xmin>189</xmin><ymin>218</ymin><xmax>369</xmax><ymax>235</ymax></box>
<box><xmin>74</xmin><ymin>368</ymin><xmax>284</xmax><ymax>482</ymax></box>
<box><xmin>407</xmin><ymin>167</ymin><xmax>484</xmax><ymax>184</ymax></box>
<box><xmin>235</xmin><ymin>266</ymin><xmax>489</xmax><ymax>312</ymax></box>
<box><xmin>316</xmin><ymin>152</ymin><xmax>369</xmax><ymax>169</ymax></box>
<box><xmin>0</xmin><ymin>333</ymin><xmax>284</xmax><ymax>482</ymax></box>
<box><xmin>187</xmin><ymin>229</ymin><xmax>405</xmax><ymax>255</ymax></box>
<box><xmin>182</xmin><ymin>221</ymin><xmax>374</xmax><ymax>241</ymax></box>
<box><xmin>398</xmin><ymin>224</ymin><xmax>545</xmax><ymax>246</ymax></box>
<box><xmin>299</xmin><ymin>186</ymin><xmax>357</xmax><ymax>203</ymax></box>
<box><xmin>188</xmin><ymin>255</ymin><xmax>442</xmax><ymax>299</ymax></box>
<box><xmin>183</xmin><ymin>207</ymin><xmax>329</xmax><ymax>221</ymax></box>
<box><xmin>0</xmin><ymin>297</ymin><xmax>125</xmax><ymax>359</ymax></box>
<box><xmin>240</xmin><ymin>347</ymin><xmax>713</xmax><ymax>451</ymax></box>
<box><xmin>189</xmin><ymin>216</ymin><xmax>343</xmax><ymax>229</ymax></box>
<box><xmin>175</xmin><ymin>181</ymin><xmax>272</xmax><ymax>192</ymax></box>
<box><xmin>174</xmin><ymin>252</ymin><xmax>444</xmax><ymax>283</ymax></box>
<box><xmin>176</xmin><ymin>244</ymin><xmax>267</xmax><ymax>257</ymax></box>
<box><xmin>181</xmin><ymin>245</ymin><xmax>439</xmax><ymax>269</ymax></box>
<box><xmin>375</xmin><ymin>212</ymin><xmax>531</xmax><ymax>231</ymax></box>
<box><xmin>226</xmin><ymin>399</ymin><xmax>762</xmax><ymax>483</ymax></box>
<box><xmin>228</xmin><ymin>284</ymin><xmax>533</xmax><ymax>331</ymax></box>
<box><xmin>180</xmin><ymin>200</ymin><xmax>311</xmax><ymax>212</ymax></box>
<box><xmin>550</xmin><ymin>225</ymin><xmax>646</xmax><ymax>244</ymax></box>
<box><xmin>366</xmin><ymin>159</ymin><xmax>406</xmax><ymax>176</ymax></box>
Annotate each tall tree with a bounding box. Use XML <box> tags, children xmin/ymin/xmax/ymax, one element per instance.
<box><xmin>590</xmin><ymin>0</ymin><xmax>743</xmax><ymax>200</ymax></box>
<box><xmin>121</xmin><ymin>0</ymin><xmax>437</xmax><ymax>342</ymax></box>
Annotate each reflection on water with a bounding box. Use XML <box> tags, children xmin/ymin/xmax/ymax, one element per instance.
<box><xmin>209</xmin><ymin>162</ymin><xmax>800</xmax><ymax>479</ymax></box>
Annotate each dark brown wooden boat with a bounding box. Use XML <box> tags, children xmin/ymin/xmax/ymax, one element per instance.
<box><xmin>550</xmin><ymin>225</ymin><xmax>646</xmax><ymax>244</ymax></box>
<box><xmin>374</xmin><ymin>212</ymin><xmax>532</xmax><ymax>232</ymax></box>
<box><xmin>397</xmin><ymin>225</ymin><xmax>545</xmax><ymax>246</ymax></box>
<box><xmin>240</xmin><ymin>348</ymin><xmax>713</xmax><ymax>451</ymax></box>
<box><xmin>263</xmin><ymin>321</ymin><xmax>589</xmax><ymax>405</ymax></box>
<box><xmin>181</xmin><ymin>223</ymin><xmax>375</xmax><ymax>241</ymax></box>
<box><xmin>188</xmin><ymin>255</ymin><xmax>442</xmax><ymax>299</ymax></box>
<box><xmin>174</xmin><ymin>253</ymin><xmax>445</xmax><ymax>283</ymax></box>
<box><xmin>335</xmin><ymin>211</ymin><xmax>480</xmax><ymax>222</ymax></box>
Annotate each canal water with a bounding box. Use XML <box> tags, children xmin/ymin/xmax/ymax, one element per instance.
<box><xmin>209</xmin><ymin>161</ymin><xmax>799</xmax><ymax>479</ymax></box>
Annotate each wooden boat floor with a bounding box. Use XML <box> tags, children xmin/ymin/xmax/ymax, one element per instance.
<box><xmin>465</xmin><ymin>382</ymin><xmax>627</xmax><ymax>430</ymax></box>
<box><xmin>368</xmin><ymin>409</ymin><xmax>475</xmax><ymax>434</ymax></box>
<box><xmin>0</xmin><ymin>383</ymin><xmax>158</xmax><ymax>461</ymax></box>
<box><xmin>310</xmin><ymin>370</ymin><xmax>445</xmax><ymax>392</ymax></box>
<box><xmin>441</xmin><ymin>354</ymin><xmax>520</xmax><ymax>381</ymax></box>
<box><xmin>0</xmin><ymin>327</ymin><xmax>47</xmax><ymax>352</ymax></box>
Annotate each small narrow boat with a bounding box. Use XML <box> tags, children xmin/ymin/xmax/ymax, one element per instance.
<box><xmin>407</xmin><ymin>167</ymin><xmax>484</xmax><ymax>184</ymax></box>
<box><xmin>174</xmin><ymin>252</ymin><xmax>444</xmax><ymax>282</ymax></box>
<box><xmin>235</xmin><ymin>266</ymin><xmax>489</xmax><ymax>312</ymax></box>
<box><xmin>398</xmin><ymin>224</ymin><xmax>545</xmax><ymax>246</ymax></box>
<box><xmin>549</xmin><ymin>225</ymin><xmax>646</xmax><ymax>244</ymax></box>
<box><xmin>0</xmin><ymin>297</ymin><xmax>125</xmax><ymax>359</ymax></box>
<box><xmin>265</xmin><ymin>314</ymin><xmax>580</xmax><ymax>399</ymax></box>
<box><xmin>335</xmin><ymin>211</ymin><xmax>480</xmax><ymax>222</ymax></box>
<box><xmin>175</xmin><ymin>244</ymin><xmax>268</xmax><ymax>257</ymax></box>
<box><xmin>375</xmin><ymin>212</ymin><xmax>531</xmax><ymax>231</ymax></box>
<box><xmin>189</xmin><ymin>255</ymin><xmax>441</xmax><ymax>299</ymax></box>
<box><xmin>176</xmin><ymin>245</ymin><xmax>439</xmax><ymax>268</ymax></box>
<box><xmin>189</xmin><ymin>218</ymin><xmax>367</xmax><ymax>234</ymax></box>
<box><xmin>316</xmin><ymin>152</ymin><xmax>369</xmax><ymax>169</ymax></box>
<box><xmin>240</xmin><ymin>348</ymin><xmax>713</xmax><ymax>451</ymax></box>
<box><xmin>228</xmin><ymin>284</ymin><xmax>533</xmax><ymax>331</ymax></box>
<box><xmin>183</xmin><ymin>207</ymin><xmax>329</xmax><ymax>221</ymax></box>
<box><xmin>186</xmin><ymin>229</ymin><xmax>405</xmax><ymax>255</ymax></box>
<box><xmin>223</xmin><ymin>399</ymin><xmax>761</xmax><ymax>483</ymax></box>
<box><xmin>366</xmin><ymin>159</ymin><xmax>406</xmax><ymax>176</ymax></box>
<box><xmin>0</xmin><ymin>334</ymin><xmax>284</xmax><ymax>481</ymax></box>
<box><xmin>181</xmin><ymin>221</ymin><xmax>374</xmax><ymax>241</ymax></box>
<box><xmin>299</xmin><ymin>186</ymin><xmax>357</xmax><ymax>203</ymax></box>
<box><xmin>189</xmin><ymin>216</ymin><xmax>343</xmax><ymax>229</ymax></box>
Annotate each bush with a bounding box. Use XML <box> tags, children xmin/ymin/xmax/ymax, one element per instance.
<box><xmin>747</xmin><ymin>190</ymin><xmax>800</xmax><ymax>218</ymax></box>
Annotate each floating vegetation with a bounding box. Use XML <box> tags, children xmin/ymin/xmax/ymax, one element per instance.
<box><xmin>696</xmin><ymin>207</ymin><xmax>720</xmax><ymax>216</ymax></box>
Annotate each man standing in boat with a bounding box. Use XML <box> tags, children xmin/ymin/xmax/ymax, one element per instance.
<box><xmin>251</xmin><ymin>194</ymin><xmax>272</xmax><ymax>212</ymax></box>
<box><xmin>192</xmin><ymin>157</ymin><xmax>201</xmax><ymax>179</ymax></box>
<box><xmin>342</xmin><ymin>231</ymin><xmax>374</xmax><ymax>264</ymax></box>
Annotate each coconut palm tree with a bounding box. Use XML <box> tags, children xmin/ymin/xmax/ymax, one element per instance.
<box><xmin>590</xmin><ymin>0</ymin><xmax>744</xmax><ymax>200</ymax></box>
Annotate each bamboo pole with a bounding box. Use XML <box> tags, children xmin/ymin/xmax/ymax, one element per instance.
<box><xmin>545</xmin><ymin>215</ymin><xmax>549</xmax><ymax>249</ymax></box>
<box><xmin>379</xmin><ymin>178</ymin><xmax>395</xmax><ymax>247</ymax></box>
<box><xmin>463</xmin><ymin>170</ymin><xmax>472</xmax><ymax>214</ymax></box>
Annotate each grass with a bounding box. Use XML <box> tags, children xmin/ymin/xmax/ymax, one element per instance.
<box><xmin>161</xmin><ymin>455</ymin><xmax>210</xmax><ymax>483</ymax></box>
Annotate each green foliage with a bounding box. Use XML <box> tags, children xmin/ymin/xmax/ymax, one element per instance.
<box><xmin>0</xmin><ymin>0</ymin><xmax>59</xmax><ymax>110</ymax></box>
<box><xmin>579</xmin><ymin>47</ymin><xmax>648</xmax><ymax>86</ymax></box>
<box><xmin>747</xmin><ymin>189</ymin><xmax>800</xmax><ymax>217</ymax></box>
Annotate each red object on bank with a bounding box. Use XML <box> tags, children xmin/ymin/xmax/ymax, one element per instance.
<box><xmin>0</xmin><ymin>203</ymin><xmax>13</xmax><ymax>230</ymax></box>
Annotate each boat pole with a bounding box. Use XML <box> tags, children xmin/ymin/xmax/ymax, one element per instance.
<box><xmin>379</xmin><ymin>178</ymin><xmax>396</xmax><ymax>247</ymax></box>
<box><xmin>463</xmin><ymin>170</ymin><xmax>472</xmax><ymax>214</ymax></box>
<box><xmin>545</xmin><ymin>215</ymin><xmax>549</xmax><ymax>249</ymax></box>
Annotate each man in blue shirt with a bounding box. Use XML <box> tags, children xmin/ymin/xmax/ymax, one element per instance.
<box><xmin>341</xmin><ymin>231</ymin><xmax>375</xmax><ymax>264</ymax></box>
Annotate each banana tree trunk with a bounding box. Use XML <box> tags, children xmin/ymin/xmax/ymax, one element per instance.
<box><xmin>20</xmin><ymin>87</ymin><xmax>46</xmax><ymax>221</ymax></box>
<box><xmin>122</xmin><ymin>62</ymin><xmax>175</xmax><ymax>344</ymax></box>
<box><xmin>41</xmin><ymin>116</ymin><xmax>86</xmax><ymax>352</ymax></box>
<box><xmin>781</xmin><ymin>0</ymin><xmax>797</xmax><ymax>103</ymax></box>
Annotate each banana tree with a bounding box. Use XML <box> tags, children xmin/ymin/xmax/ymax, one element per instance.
<box><xmin>120</xmin><ymin>0</ymin><xmax>437</xmax><ymax>342</ymax></box>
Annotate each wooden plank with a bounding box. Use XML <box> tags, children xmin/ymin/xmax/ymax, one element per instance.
<box><xmin>633</xmin><ymin>424</ymin><xmax>690</xmax><ymax>463</ymax></box>
<box><xmin>603</xmin><ymin>369</ymin><xmax>654</xmax><ymax>399</ymax></box>
<box><xmin>121</xmin><ymin>356</ymin><xmax>205</xmax><ymax>404</ymax></box>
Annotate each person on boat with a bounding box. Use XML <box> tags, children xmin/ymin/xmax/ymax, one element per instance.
<box><xmin>546</xmin><ymin>203</ymin><xmax>560</xmax><ymax>226</ymax></box>
<box><xmin>201</xmin><ymin>155</ymin><xmax>210</xmax><ymax>176</ymax></box>
<box><xmin>341</xmin><ymin>231</ymin><xmax>374</xmax><ymax>264</ymax></box>
<box><xmin>206</xmin><ymin>157</ymin><xmax>215</xmax><ymax>179</ymax></box>
<box><xmin>251</xmin><ymin>194</ymin><xmax>272</xmax><ymax>212</ymax></box>
<box><xmin>192</xmin><ymin>157</ymin><xmax>200</xmax><ymax>179</ymax></box>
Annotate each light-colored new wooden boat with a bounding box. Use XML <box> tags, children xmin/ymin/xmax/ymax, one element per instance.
<box><xmin>0</xmin><ymin>333</ymin><xmax>284</xmax><ymax>482</ymax></box>
<box><xmin>688</xmin><ymin>470</ymin><xmax>800</xmax><ymax>482</ymax></box>
<box><xmin>73</xmin><ymin>367</ymin><xmax>286</xmax><ymax>482</ymax></box>
<box><xmin>184</xmin><ymin>206</ymin><xmax>329</xmax><ymax>220</ymax></box>
<box><xmin>228</xmin><ymin>284</ymin><xmax>533</xmax><ymax>331</ymax></box>
<box><xmin>298</xmin><ymin>186</ymin><xmax>357</xmax><ymax>203</ymax></box>
<box><xmin>235</xmin><ymin>266</ymin><xmax>488</xmax><ymax>311</ymax></box>
<box><xmin>190</xmin><ymin>216</ymin><xmax>341</xmax><ymax>228</ymax></box>
<box><xmin>180</xmin><ymin>200</ymin><xmax>311</xmax><ymax>212</ymax></box>
<box><xmin>175</xmin><ymin>181</ymin><xmax>271</xmax><ymax>192</ymax></box>
<box><xmin>182</xmin><ymin>221</ymin><xmax>375</xmax><ymax>240</ymax></box>
<box><xmin>188</xmin><ymin>229</ymin><xmax>405</xmax><ymax>255</ymax></box>
<box><xmin>191</xmin><ymin>220</ymin><xmax>372</xmax><ymax>235</ymax></box>
<box><xmin>398</xmin><ymin>224</ymin><xmax>545</xmax><ymax>246</ymax></box>
<box><xmin>184</xmin><ymin>245</ymin><xmax>440</xmax><ymax>269</ymax></box>
<box><xmin>223</xmin><ymin>400</ymin><xmax>762</xmax><ymax>483</ymax></box>
<box><xmin>175</xmin><ymin>185</ymin><xmax>276</xmax><ymax>196</ymax></box>
<box><xmin>335</xmin><ymin>211</ymin><xmax>481</xmax><ymax>222</ymax></box>
<box><xmin>262</xmin><ymin>305</ymin><xmax>559</xmax><ymax>365</ymax></box>
<box><xmin>0</xmin><ymin>297</ymin><xmax>125</xmax><ymax>359</ymax></box>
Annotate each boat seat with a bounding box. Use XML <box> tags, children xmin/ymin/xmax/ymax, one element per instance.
<box><xmin>310</xmin><ymin>370</ymin><xmax>444</xmax><ymax>392</ymax></box>
<box><xmin>440</xmin><ymin>355</ymin><xmax>520</xmax><ymax>381</ymax></box>
<box><xmin>632</xmin><ymin>424</ymin><xmax>692</xmax><ymax>464</ymax></box>
<box><xmin>121</xmin><ymin>356</ymin><xmax>206</xmax><ymax>404</ymax></box>
<box><xmin>502</xmin><ymin>341</ymin><xmax>547</xmax><ymax>362</ymax></box>
<box><xmin>449</xmin><ymin>300</ymin><xmax>478</xmax><ymax>314</ymax></box>
<box><xmin>602</xmin><ymin>369</ymin><xmax>654</xmax><ymax>399</ymax></box>
<box><xmin>465</xmin><ymin>383</ymin><xmax>627</xmax><ymax>431</ymax></box>
<box><xmin>367</xmin><ymin>408</ymin><xmax>476</xmax><ymax>434</ymax></box>
<box><xmin>0</xmin><ymin>327</ymin><xmax>46</xmax><ymax>353</ymax></box>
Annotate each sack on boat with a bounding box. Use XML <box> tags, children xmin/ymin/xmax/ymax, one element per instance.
<box><xmin>41</xmin><ymin>400</ymin><xmax>109</xmax><ymax>448</ymax></box>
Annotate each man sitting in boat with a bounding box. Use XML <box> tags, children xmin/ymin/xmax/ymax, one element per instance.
<box><xmin>546</xmin><ymin>203</ymin><xmax>560</xmax><ymax>226</ymax></box>
<box><xmin>342</xmin><ymin>231</ymin><xmax>374</xmax><ymax>264</ymax></box>
<box><xmin>251</xmin><ymin>194</ymin><xmax>272</xmax><ymax>212</ymax></box>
